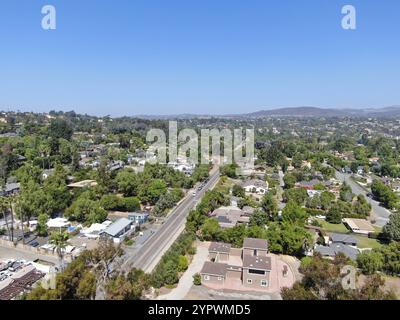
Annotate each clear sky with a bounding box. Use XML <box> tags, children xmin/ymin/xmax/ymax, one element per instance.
<box><xmin>0</xmin><ymin>0</ymin><xmax>399</xmax><ymax>116</ymax></box>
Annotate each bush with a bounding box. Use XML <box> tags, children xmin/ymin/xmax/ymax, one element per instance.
<box><xmin>193</xmin><ymin>273</ymin><xmax>201</xmax><ymax>286</ymax></box>
<box><xmin>122</xmin><ymin>197</ymin><xmax>140</xmax><ymax>212</ymax></box>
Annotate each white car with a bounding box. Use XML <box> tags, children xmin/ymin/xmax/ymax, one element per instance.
<box><xmin>192</xmin><ymin>192</ymin><xmax>197</xmax><ymax>197</ymax></box>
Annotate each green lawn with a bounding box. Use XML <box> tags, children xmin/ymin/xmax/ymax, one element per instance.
<box><xmin>315</xmin><ymin>219</ymin><xmax>350</xmax><ymax>233</ymax></box>
<box><xmin>354</xmin><ymin>235</ymin><xmax>383</xmax><ymax>249</ymax></box>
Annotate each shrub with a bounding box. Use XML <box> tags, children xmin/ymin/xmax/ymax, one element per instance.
<box><xmin>193</xmin><ymin>273</ymin><xmax>201</xmax><ymax>286</ymax></box>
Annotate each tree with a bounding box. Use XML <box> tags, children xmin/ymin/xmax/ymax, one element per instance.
<box><xmin>326</xmin><ymin>203</ymin><xmax>343</xmax><ymax>224</ymax></box>
<box><xmin>50</xmin><ymin>231</ymin><xmax>69</xmax><ymax>271</ymax></box>
<box><xmin>281</xmin><ymin>201</ymin><xmax>308</xmax><ymax>224</ymax></box>
<box><xmin>232</xmin><ymin>184</ymin><xmax>245</xmax><ymax>198</ymax></box>
<box><xmin>382</xmin><ymin>212</ymin><xmax>400</xmax><ymax>241</ymax></box>
<box><xmin>220</xmin><ymin>164</ymin><xmax>238</xmax><ymax>178</ymax></box>
<box><xmin>178</xmin><ymin>255</ymin><xmax>189</xmax><ymax>272</ymax></box>
<box><xmin>283</xmin><ymin>174</ymin><xmax>296</xmax><ymax>189</ymax></box>
<box><xmin>36</xmin><ymin>213</ymin><xmax>49</xmax><ymax>236</ymax></box>
<box><xmin>261</xmin><ymin>193</ymin><xmax>278</xmax><ymax>219</ymax></box>
<box><xmin>249</xmin><ymin>210</ymin><xmax>269</xmax><ymax>227</ymax></box>
<box><xmin>357</xmin><ymin>251</ymin><xmax>384</xmax><ymax>275</ymax></box>
<box><xmin>339</xmin><ymin>182</ymin><xmax>354</xmax><ymax>202</ymax></box>
<box><xmin>48</xmin><ymin>119</ymin><xmax>73</xmax><ymax>141</ymax></box>
<box><xmin>139</xmin><ymin>179</ymin><xmax>167</xmax><ymax>205</ymax></box>
<box><xmin>353</xmin><ymin>195</ymin><xmax>371</xmax><ymax>217</ymax></box>
<box><xmin>200</xmin><ymin>218</ymin><xmax>222</xmax><ymax>241</ymax></box>
<box><xmin>283</xmin><ymin>188</ymin><xmax>308</xmax><ymax>206</ymax></box>
<box><xmin>266</xmin><ymin>222</ymin><xmax>311</xmax><ymax>256</ymax></box>
<box><xmin>65</xmin><ymin>192</ymin><xmax>108</xmax><ymax>224</ymax></box>
<box><xmin>116</xmin><ymin>170</ymin><xmax>139</xmax><ymax>196</ymax></box>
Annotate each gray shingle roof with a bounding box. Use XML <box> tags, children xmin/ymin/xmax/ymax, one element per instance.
<box><xmin>209</xmin><ymin>242</ymin><xmax>231</xmax><ymax>254</ymax></box>
<box><xmin>330</xmin><ymin>233</ymin><xmax>358</xmax><ymax>245</ymax></box>
<box><xmin>315</xmin><ymin>243</ymin><xmax>359</xmax><ymax>260</ymax></box>
<box><xmin>243</xmin><ymin>255</ymin><xmax>271</xmax><ymax>270</ymax></box>
<box><xmin>200</xmin><ymin>262</ymin><xmax>227</xmax><ymax>277</ymax></box>
<box><xmin>243</xmin><ymin>238</ymin><xmax>268</xmax><ymax>250</ymax></box>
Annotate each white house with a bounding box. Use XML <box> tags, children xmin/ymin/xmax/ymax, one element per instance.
<box><xmin>241</xmin><ymin>180</ymin><xmax>269</xmax><ymax>195</ymax></box>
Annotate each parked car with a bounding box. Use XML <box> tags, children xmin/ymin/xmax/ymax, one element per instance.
<box><xmin>29</xmin><ymin>240</ymin><xmax>40</xmax><ymax>247</ymax></box>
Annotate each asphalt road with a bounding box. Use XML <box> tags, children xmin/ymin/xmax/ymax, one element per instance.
<box><xmin>121</xmin><ymin>169</ymin><xmax>220</xmax><ymax>273</ymax></box>
<box><xmin>335</xmin><ymin>171</ymin><xmax>391</xmax><ymax>227</ymax></box>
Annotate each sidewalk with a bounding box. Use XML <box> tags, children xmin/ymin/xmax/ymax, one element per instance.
<box><xmin>157</xmin><ymin>241</ymin><xmax>210</xmax><ymax>300</ymax></box>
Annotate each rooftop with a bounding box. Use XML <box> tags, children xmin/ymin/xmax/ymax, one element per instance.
<box><xmin>243</xmin><ymin>238</ymin><xmax>268</xmax><ymax>250</ymax></box>
<box><xmin>200</xmin><ymin>261</ymin><xmax>228</xmax><ymax>277</ymax></box>
<box><xmin>209</xmin><ymin>242</ymin><xmax>231</xmax><ymax>254</ymax></box>
<box><xmin>102</xmin><ymin>218</ymin><xmax>132</xmax><ymax>237</ymax></box>
<box><xmin>242</xmin><ymin>255</ymin><xmax>271</xmax><ymax>270</ymax></box>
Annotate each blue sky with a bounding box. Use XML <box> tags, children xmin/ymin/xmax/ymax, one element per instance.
<box><xmin>0</xmin><ymin>0</ymin><xmax>399</xmax><ymax>116</ymax></box>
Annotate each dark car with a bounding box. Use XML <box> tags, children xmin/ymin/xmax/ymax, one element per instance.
<box><xmin>29</xmin><ymin>240</ymin><xmax>40</xmax><ymax>247</ymax></box>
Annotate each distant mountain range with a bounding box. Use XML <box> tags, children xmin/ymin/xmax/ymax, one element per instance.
<box><xmin>137</xmin><ymin>106</ymin><xmax>400</xmax><ymax>119</ymax></box>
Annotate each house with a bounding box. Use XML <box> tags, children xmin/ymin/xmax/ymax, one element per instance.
<box><xmin>0</xmin><ymin>183</ymin><xmax>20</xmax><ymax>197</ymax></box>
<box><xmin>242</xmin><ymin>206</ymin><xmax>256</xmax><ymax>216</ymax></box>
<box><xmin>243</xmin><ymin>238</ymin><xmax>268</xmax><ymax>257</ymax></box>
<box><xmin>128</xmin><ymin>213</ymin><xmax>149</xmax><ymax>225</ymax></box>
<box><xmin>242</xmin><ymin>254</ymin><xmax>272</xmax><ymax>289</ymax></box>
<box><xmin>330</xmin><ymin>233</ymin><xmax>358</xmax><ymax>246</ymax></box>
<box><xmin>80</xmin><ymin>221</ymin><xmax>112</xmax><ymax>239</ymax></box>
<box><xmin>100</xmin><ymin>218</ymin><xmax>134</xmax><ymax>243</ymax></box>
<box><xmin>296</xmin><ymin>179</ymin><xmax>321</xmax><ymax>190</ymax></box>
<box><xmin>315</xmin><ymin>243</ymin><xmax>359</xmax><ymax>261</ymax></box>
<box><xmin>211</xmin><ymin>206</ymin><xmax>249</xmax><ymax>228</ymax></box>
<box><xmin>209</xmin><ymin>242</ymin><xmax>231</xmax><ymax>262</ymax></box>
<box><xmin>307</xmin><ymin>190</ymin><xmax>322</xmax><ymax>198</ymax></box>
<box><xmin>46</xmin><ymin>217</ymin><xmax>70</xmax><ymax>230</ymax></box>
<box><xmin>200</xmin><ymin>262</ymin><xmax>227</xmax><ymax>285</ymax></box>
<box><xmin>342</xmin><ymin>218</ymin><xmax>375</xmax><ymax>235</ymax></box>
<box><xmin>200</xmin><ymin>238</ymin><xmax>272</xmax><ymax>291</ymax></box>
<box><xmin>241</xmin><ymin>180</ymin><xmax>269</xmax><ymax>195</ymax></box>
<box><xmin>67</xmin><ymin>180</ymin><xmax>98</xmax><ymax>188</ymax></box>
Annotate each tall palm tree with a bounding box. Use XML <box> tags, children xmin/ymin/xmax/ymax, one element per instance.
<box><xmin>0</xmin><ymin>196</ymin><xmax>11</xmax><ymax>240</ymax></box>
<box><xmin>50</xmin><ymin>231</ymin><xmax>69</xmax><ymax>271</ymax></box>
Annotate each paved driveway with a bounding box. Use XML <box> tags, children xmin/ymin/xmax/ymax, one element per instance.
<box><xmin>157</xmin><ymin>241</ymin><xmax>210</xmax><ymax>300</ymax></box>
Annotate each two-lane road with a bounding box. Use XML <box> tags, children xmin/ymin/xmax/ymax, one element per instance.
<box><xmin>335</xmin><ymin>171</ymin><xmax>391</xmax><ymax>227</ymax></box>
<box><xmin>122</xmin><ymin>168</ymin><xmax>220</xmax><ymax>273</ymax></box>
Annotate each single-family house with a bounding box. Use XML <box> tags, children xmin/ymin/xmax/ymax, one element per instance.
<box><xmin>0</xmin><ymin>183</ymin><xmax>20</xmax><ymax>197</ymax></box>
<box><xmin>241</xmin><ymin>180</ymin><xmax>269</xmax><ymax>195</ymax></box>
<box><xmin>342</xmin><ymin>218</ymin><xmax>375</xmax><ymax>235</ymax></box>
<box><xmin>330</xmin><ymin>233</ymin><xmax>358</xmax><ymax>246</ymax></box>
<box><xmin>200</xmin><ymin>237</ymin><xmax>272</xmax><ymax>291</ymax></box>
<box><xmin>128</xmin><ymin>213</ymin><xmax>149</xmax><ymax>225</ymax></box>
<box><xmin>100</xmin><ymin>218</ymin><xmax>134</xmax><ymax>243</ymax></box>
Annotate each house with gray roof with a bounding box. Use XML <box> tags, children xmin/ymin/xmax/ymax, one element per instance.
<box><xmin>0</xmin><ymin>183</ymin><xmax>20</xmax><ymax>197</ymax></box>
<box><xmin>315</xmin><ymin>243</ymin><xmax>359</xmax><ymax>261</ymax></box>
<box><xmin>100</xmin><ymin>218</ymin><xmax>134</xmax><ymax>243</ymax></box>
<box><xmin>241</xmin><ymin>179</ymin><xmax>269</xmax><ymax>195</ymax></box>
<box><xmin>201</xmin><ymin>238</ymin><xmax>272</xmax><ymax>290</ymax></box>
<box><xmin>330</xmin><ymin>233</ymin><xmax>358</xmax><ymax>246</ymax></box>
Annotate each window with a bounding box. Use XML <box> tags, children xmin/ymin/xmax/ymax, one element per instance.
<box><xmin>247</xmin><ymin>279</ymin><xmax>252</xmax><ymax>284</ymax></box>
<box><xmin>204</xmin><ymin>275</ymin><xmax>210</xmax><ymax>281</ymax></box>
<box><xmin>261</xmin><ymin>280</ymin><xmax>268</xmax><ymax>287</ymax></box>
<box><xmin>248</xmin><ymin>269</ymin><xmax>265</xmax><ymax>275</ymax></box>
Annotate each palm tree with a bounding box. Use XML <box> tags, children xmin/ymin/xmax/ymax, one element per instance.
<box><xmin>50</xmin><ymin>231</ymin><xmax>69</xmax><ymax>271</ymax></box>
<box><xmin>0</xmin><ymin>196</ymin><xmax>11</xmax><ymax>239</ymax></box>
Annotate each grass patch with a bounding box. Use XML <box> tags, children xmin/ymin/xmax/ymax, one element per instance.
<box><xmin>354</xmin><ymin>235</ymin><xmax>383</xmax><ymax>249</ymax></box>
<box><xmin>315</xmin><ymin>219</ymin><xmax>350</xmax><ymax>234</ymax></box>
